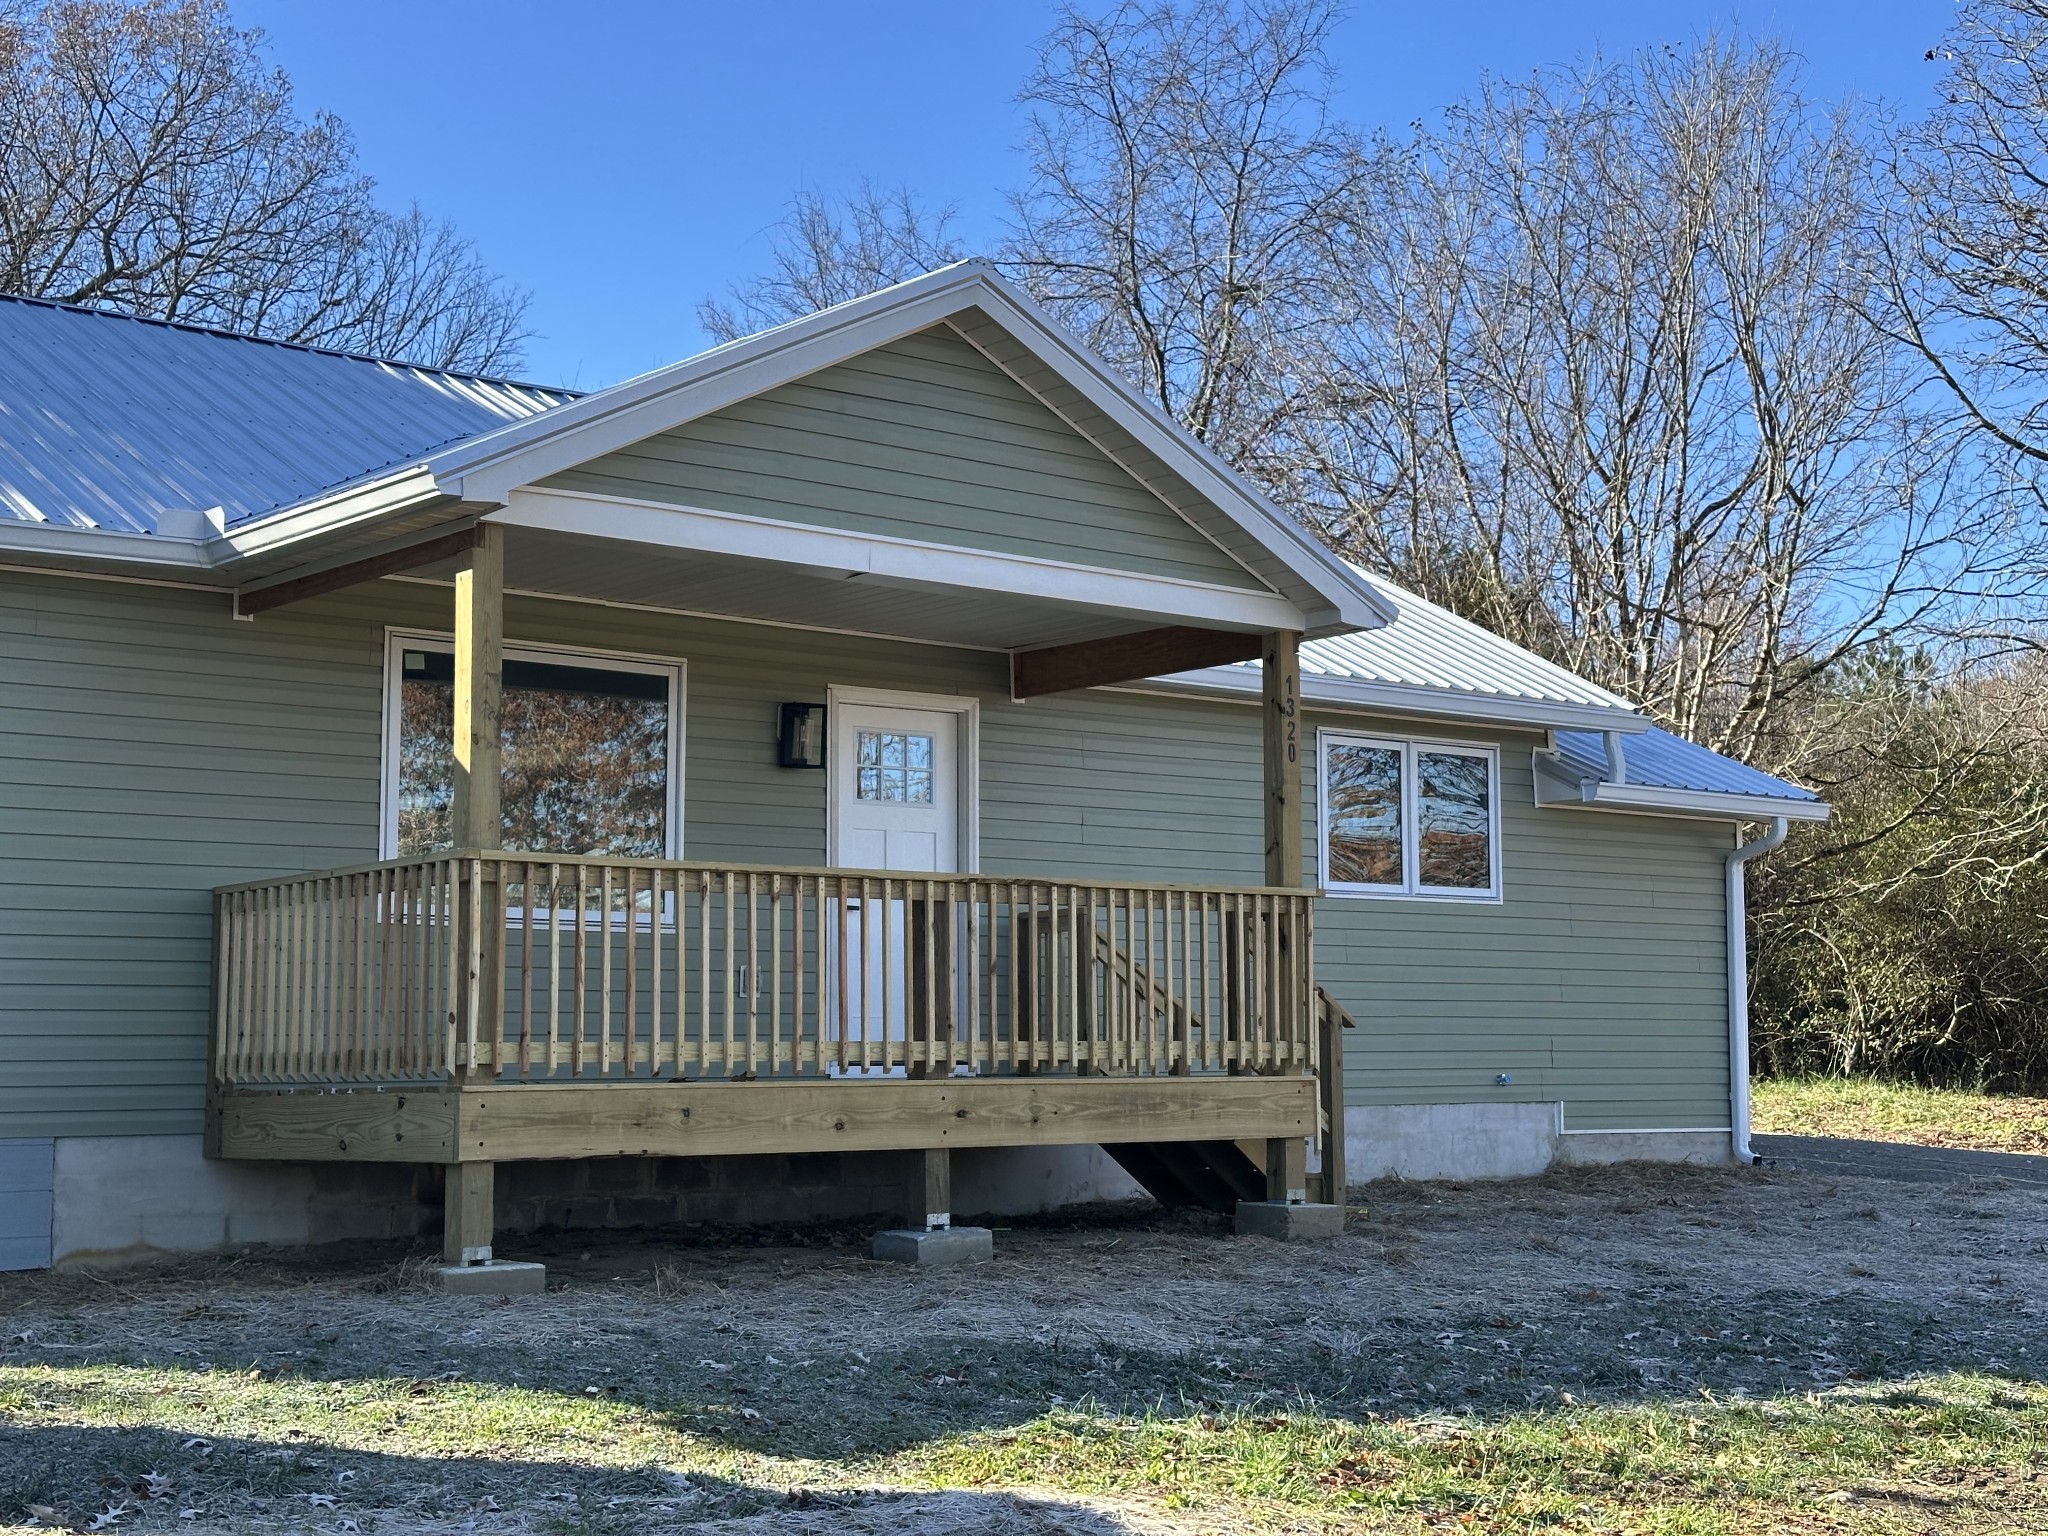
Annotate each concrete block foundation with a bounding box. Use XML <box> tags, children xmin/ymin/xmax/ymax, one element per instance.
<box><xmin>435</xmin><ymin>1260</ymin><xmax>546</xmax><ymax>1296</ymax></box>
<box><xmin>871</xmin><ymin>1226</ymin><xmax>995</xmax><ymax>1266</ymax></box>
<box><xmin>1234</xmin><ymin>1201</ymin><xmax>1345</xmax><ymax>1240</ymax></box>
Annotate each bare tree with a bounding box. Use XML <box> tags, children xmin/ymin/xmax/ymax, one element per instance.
<box><xmin>1305</xmin><ymin>39</ymin><xmax>2031</xmax><ymax>764</ymax></box>
<box><xmin>698</xmin><ymin>182</ymin><xmax>965</xmax><ymax>343</ymax></box>
<box><xmin>1006</xmin><ymin>0</ymin><xmax>1364</xmax><ymax>463</ymax></box>
<box><xmin>1870</xmin><ymin>0</ymin><xmax>2048</xmax><ymax>471</ymax></box>
<box><xmin>0</xmin><ymin>0</ymin><xmax>528</xmax><ymax>371</ymax></box>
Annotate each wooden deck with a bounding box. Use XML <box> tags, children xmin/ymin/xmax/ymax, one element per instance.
<box><xmin>207</xmin><ymin>853</ymin><xmax>1344</xmax><ymax>1257</ymax></box>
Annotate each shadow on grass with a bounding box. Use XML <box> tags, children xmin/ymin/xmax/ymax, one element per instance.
<box><xmin>0</xmin><ymin>1421</ymin><xmax>1154</xmax><ymax>1535</ymax></box>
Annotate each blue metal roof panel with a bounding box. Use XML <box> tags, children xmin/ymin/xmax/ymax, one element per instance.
<box><xmin>1552</xmin><ymin>726</ymin><xmax>1820</xmax><ymax>804</ymax></box>
<box><xmin>1291</xmin><ymin>567</ymin><xmax>1640</xmax><ymax>715</ymax></box>
<box><xmin>0</xmin><ymin>295</ymin><xmax>570</xmax><ymax>533</ymax></box>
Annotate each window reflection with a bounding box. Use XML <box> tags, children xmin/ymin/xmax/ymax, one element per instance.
<box><xmin>1325</xmin><ymin>743</ymin><xmax>1404</xmax><ymax>885</ymax></box>
<box><xmin>398</xmin><ymin>650</ymin><xmax>669</xmax><ymax>857</ymax></box>
<box><xmin>1417</xmin><ymin>750</ymin><xmax>1491</xmax><ymax>889</ymax></box>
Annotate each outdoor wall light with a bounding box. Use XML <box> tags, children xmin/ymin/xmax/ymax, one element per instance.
<box><xmin>777</xmin><ymin>702</ymin><xmax>825</xmax><ymax>769</ymax></box>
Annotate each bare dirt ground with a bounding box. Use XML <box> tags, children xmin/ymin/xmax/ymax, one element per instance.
<box><xmin>2</xmin><ymin>1162</ymin><xmax>2044</xmax><ymax>1535</ymax></box>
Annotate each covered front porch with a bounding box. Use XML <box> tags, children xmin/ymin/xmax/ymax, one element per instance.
<box><xmin>188</xmin><ymin>268</ymin><xmax>1383</xmax><ymax>1269</ymax></box>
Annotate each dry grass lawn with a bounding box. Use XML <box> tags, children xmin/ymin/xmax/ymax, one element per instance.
<box><xmin>2</xmin><ymin>1161</ymin><xmax>2044</xmax><ymax>1535</ymax></box>
<box><xmin>1753</xmin><ymin>1077</ymin><xmax>2048</xmax><ymax>1153</ymax></box>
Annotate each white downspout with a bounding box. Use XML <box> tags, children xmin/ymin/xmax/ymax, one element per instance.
<box><xmin>1727</xmin><ymin>816</ymin><xmax>1789</xmax><ymax>1165</ymax></box>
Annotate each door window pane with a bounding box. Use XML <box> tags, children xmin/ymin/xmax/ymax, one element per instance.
<box><xmin>856</xmin><ymin>731</ymin><xmax>935</xmax><ymax>803</ymax></box>
<box><xmin>1325</xmin><ymin>742</ymin><xmax>1404</xmax><ymax>886</ymax></box>
<box><xmin>398</xmin><ymin>650</ymin><xmax>670</xmax><ymax>857</ymax></box>
<box><xmin>1417</xmin><ymin>750</ymin><xmax>1492</xmax><ymax>889</ymax></box>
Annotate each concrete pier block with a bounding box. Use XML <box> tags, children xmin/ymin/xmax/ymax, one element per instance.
<box><xmin>434</xmin><ymin>1260</ymin><xmax>546</xmax><ymax>1295</ymax></box>
<box><xmin>1234</xmin><ymin>1200</ymin><xmax>1345</xmax><ymax>1241</ymax></box>
<box><xmin>871</xmin><ymin>1226</ymin><xmax>994</xmax><ymax>1266</ymax></box>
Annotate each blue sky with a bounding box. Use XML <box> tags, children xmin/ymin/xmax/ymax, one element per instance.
<box><xmin>234</xmin><ymin>1</ymin><xmax>1954</xmax><ymax>389</ymax></box>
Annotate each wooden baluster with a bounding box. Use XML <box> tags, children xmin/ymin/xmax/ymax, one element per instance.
<box><xmin>792</xmin><ymin>875</ymin><xmax>808</xmax><ymax>1074</ymax></box>
<box><xmin>619</xmin><ymin>864</ymin><xmax>637</xmax><ymax>1078</ymax></box>
<box><xmin>967</xmin><ymin>882</ymin><xmax>983</xmax><ymax>1076</ymax></box>
<box><xmin>598</xmin><ymin>863</ymin><xmax>615</xmax><ymax>1077</ymax></box>
<box><xmin>836</xmin><ymin>876</ymin><xmax>851</xmax><ymax>1075</ymax></box>
<box><xmin>770</xmin><ymin>874</ymin><xmax>784</xmax><ymax>1078</ymax></box>
<box><xmin>696</xmin><ymin>869</ymin><xmax>711</xmax><ymax>1077</ymax></box>
<box><xmin>571</xmin><ymin>865</ymin><xmax>587</xmax><ymax>1077</ymax></box>
<box><xmin>373</xmin><ymin>871</ymin><xmax>391</xmax><ymax>1078</ymax></box>
<box><xmin>729</xmin><ymin>872</ymin><xmax>745</xmax><ymax>1073</ymax></box>
<box><xmin>745</xmin><ymin>871</ymin><xmax>761</xmax><ymax>1076</ymax></box>
<box><xmin>650</xmin><ymin>867</ymin><xmax>666</xmax><ymax>1078</ymax></box>
<box><xmin>544</xmin><ymin>864</ymin><xmax>561</xmax><ymax>1076</ymax></box>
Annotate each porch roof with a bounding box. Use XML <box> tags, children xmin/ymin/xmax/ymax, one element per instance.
<box><xmin>0</xmin><ymin>264</ymin><xmax>1391</xmax><ymax>650</ymax></box>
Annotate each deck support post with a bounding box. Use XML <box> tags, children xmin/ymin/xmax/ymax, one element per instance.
<box><xmin>913</xmin><ymin>1146</ymin><xmax>951</xmax><ymax>1230</ymax></box>
<box><xmin>443</xmin><ymin>1161</ymin><xmax>496</xmax><ymax>1265</ymax></box>
<box><xmin>1261</xmin><ymin>630</ymin><xmax>1304</xmax><ymax>890</ymax></box>
<box><xmin>451</xmin><ymin>524</ymin><xmax>504</xmax><ymax>1085</ymax></box>
<box><xmin>1265</xmin><ymin>1135</ymin><xmax>1307</xmax><ymax>1205</ymax></box>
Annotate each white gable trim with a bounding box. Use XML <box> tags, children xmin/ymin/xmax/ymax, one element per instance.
<box><xmin>491</xmin><ymin>488</ymin><xmax>1305</xmax><ymax>631</ymax></box>
<box><xmin>419</xmin><ymin>263</ymin><xmax>1393</xmax><ymax>635</ymax></box>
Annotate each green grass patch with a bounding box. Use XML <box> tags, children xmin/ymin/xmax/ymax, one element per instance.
<box><xmin>1753</xmin><ymin>1077</ymin><xmax>2048</xmax><ymax>1153</ymax></box>
<box><xmin>6</xmin><ymin>1360</ymin><xmax>2043</xmax><ymax>1534</ymax></box>
<box><xmin>899</xmin><ymin>1378</ymin><xmax>2048</xmax><ymax>1530</ymax></box>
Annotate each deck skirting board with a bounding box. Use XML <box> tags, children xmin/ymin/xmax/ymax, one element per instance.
<box><xmin>211</xmin><ymin>1076</ymin><xmax>1316</xmax><ymax>1164</ymax></box>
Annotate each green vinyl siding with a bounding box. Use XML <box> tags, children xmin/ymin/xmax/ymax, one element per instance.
<box><xmin>539</xmin><ymin>325</ymin><xmax>1269</xmax><ymax>591</ymax></box>
<box><xmin>0</xmin><ymin>567</ymin><xmax>1729</xmax><ymax>1141</ymax></box>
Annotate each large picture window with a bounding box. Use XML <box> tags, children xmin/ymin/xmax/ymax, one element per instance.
<box><xmin>1318</xmin><ymin>730</ymin><xmax>1500</xmax><ymax>901</ymax></box>
<box><xmin>381</xmin><ymin>633</ymin><xmax>683</xmax><ymax>859</ymax></box>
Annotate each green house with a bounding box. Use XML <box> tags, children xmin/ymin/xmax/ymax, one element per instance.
<box><xmin>0</xmin><ymin>263</ymin><xmax>1825</xmax><ymax>1272</ymax></box>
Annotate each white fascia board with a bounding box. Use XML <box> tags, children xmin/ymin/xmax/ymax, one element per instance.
<box><xmin>1532</xmin><ymin>752</ymin><xmax>1830</xmax><ymax>822</ymax></box>
<box><xmin>415</xmin><ymin>261</ymin><xmax>1390</xmax><ymax>635</ymax></box>
<box><xmin>1150</xmin><ymin>662</ymin><xmax>1654</xmax><ymax>735</ymax></box>
<box><xmin>0</xmin><ymin>517</ymin><xmax>225</xmax><ymax>574</ymax></box>
<box><xmin>492</xmin><ymin>488</ymin><xmax>1309</xmax><ymax>631</ymax></box>
<box><xmin>218</xmin><ymin>466</ymin><xmax>452</xmax><ymax>562</ymax></box>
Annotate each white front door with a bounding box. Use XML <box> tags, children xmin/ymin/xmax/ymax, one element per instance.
<box><xmin>832</xmin><ymin>702</ymin><xmax>961</xmax><ymax>874</ymax></box>
<box><xmin>830</xmin><ymin>699</ymin><xmax>966</xmax><ymax>1071</ymax></box>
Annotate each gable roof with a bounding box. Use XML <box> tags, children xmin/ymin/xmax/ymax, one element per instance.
<box><xmin>0</xmin><ymin>294</ymin><xmax>568</xmax><ymax>533</ymax></box>
<box><xmin>0</xmin><ymin>265</ymin><xmax>1391</xmax><ymax>634</ymax></box>
<box><xmin>412</xmin><ymin>262</ymin><xmax>1390</xmax><ymax>633</ymax></box>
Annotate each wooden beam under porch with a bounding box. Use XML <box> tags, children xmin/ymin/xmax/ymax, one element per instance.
<box><xmin>211</xmin><ymin>1075</ymin><xmax>1317</xmax><ymax>1165</ymax></box>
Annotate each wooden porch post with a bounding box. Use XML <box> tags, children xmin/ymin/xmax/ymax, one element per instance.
<box><xmin>451</xmin><ymin>525</ymin><xmax>504</xmax><ymax>1089</ymax></box>
<box><xmin>451</xmin><ymin>523</ymin><xmax>504</xmax><ymax>851</ymax></box>
<box><xmin>1262</xmin><ymin>630</ymin><xmax>1304</xmax><ymax>889</ymax></box>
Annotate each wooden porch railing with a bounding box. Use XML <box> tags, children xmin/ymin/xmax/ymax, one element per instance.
<box><xmin>211</xmin><ymin>854</ymin><xmax>1318</xmax><ymax>1090</ymax></box>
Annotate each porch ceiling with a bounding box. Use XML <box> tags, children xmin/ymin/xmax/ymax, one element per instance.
<box><xmin>398</xmin><ymin>523</ymin><xmax>1212</xmax><ymax>651</ymax></box>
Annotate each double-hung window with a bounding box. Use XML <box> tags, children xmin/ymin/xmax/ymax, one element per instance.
<box><xmin>381</xmin><ymin>632</ymin><xmax>684</xmax><ymax>858</ymax></box>
<box><xmin>1318</xmin><ymin>730</ymin><xmax>1501</xmax><ymax>900</ymax></box>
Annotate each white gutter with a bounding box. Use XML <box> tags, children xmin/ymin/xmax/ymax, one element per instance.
<box><xmin>1727</xmin><ymin>816</ymin><xmax>1790</xmax><ymax>1165</ymax></box>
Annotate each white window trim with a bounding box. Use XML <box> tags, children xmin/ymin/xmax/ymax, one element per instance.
<box><xmin>378</xmin><ymin>626</ymin><xmax>687</xmax><ymax>860</ymax></box>
<box><xmin>824</xmin><ymin>685</ymin><xmax>981</xmax><ymax>873</ymax></box>
<box><xmin>1317</xmin><ymin>727</ymin><xmax>1503</xmax><ymax>903</ymax></box>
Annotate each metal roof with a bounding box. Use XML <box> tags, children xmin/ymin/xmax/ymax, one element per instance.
<box><xmin>0</xmin><ymin>294</ymin><xmax>570</xmax><ymax>533</ymax></box>
<box><xmin>1298</xmin><ymin>568</ymin><xmax>1639</xmax><ymax>714</ymax></box>
<box><xmin>1549</xmin><ymin>727</ymin><xmax>1821</xmax><ymax>805</ymax></box>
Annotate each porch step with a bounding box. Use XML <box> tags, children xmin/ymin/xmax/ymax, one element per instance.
<box><xmin>1102</xmin><ymin>1139</ymin><xmax>1267</xmax><ymax>1214</ymax></box>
